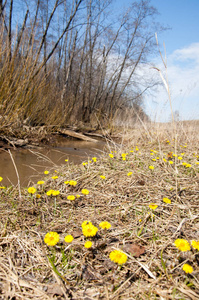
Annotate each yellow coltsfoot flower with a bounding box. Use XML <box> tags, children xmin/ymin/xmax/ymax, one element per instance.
<box><xmin>174</xmin><ymin>239</ymin><xmax>190</xmax><ymax>252</ymax></box>
<box><xmin>82</xmin><ymin>223</ymin><xmax>98</xmax><ymax>237</ymax></box>
<box><xmin>182</xmin><ymin>264</ymin><xmax>193</xmax><ymax>274</ymax></box>
<box><xmin>84</xmin><ymin>241</ymin><xmax>93</xmax><ymax>248</ymax></box>
<box><xmin>81</xmin><ymin>189</ymin><xmax>89</xmax><ymax>195</ymax></box>
<box><xmin>149</xmin><ymin>203</ymin><xmax>158</xmax><ymax>210</ymax></box>
<box><xmin>109</xmin><ymin>250</ymin><xmax>127</xmax><ymax>265</ymax></box>
<box><xmin>28</xmin><ymin>187</ymin><xmax>37</xmax><ymax>194</ymax></box>
<box><xmin>99</xmin><ymin>221</ymin><xmax>111</xmax><ymax>230</ymax></box>
<box><xmin>163</xmin><ymin>197</ymin><xmax>171</xmax><ymax>204</ymax></box>
<box><xmin>64</xmin><ymin>235</ymin><xmax>74</xmax><ymax>243</ymax></box>
<box><xmin>44</xmin><ymin>232</ymin><xmax>59</xmax><ymax>246</ymax></box>
<box><xmin>191</xmin><ymin>240</ymin><xmax>199</xmax><ymax>251</ymax></box>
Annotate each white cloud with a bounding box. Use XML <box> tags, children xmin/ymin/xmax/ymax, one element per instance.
<box><xmin>169</xmin><ymin>43</ymin><xmax>199</xmax><ymax>64</ymax></box>
<box><xmin>146</xmin><ymin>43</ymin><xmax>199</xmax><ymax>121</ymax></box>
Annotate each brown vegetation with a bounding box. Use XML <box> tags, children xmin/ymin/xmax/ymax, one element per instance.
<box><xmin>0</xmin><ymin>0</ymin><xmax>161</xmax><ymax>140</ymax></box>
<box><xmin>0</xmin><ymin>123</ymin><xmax>199</xmax><ymax>299</ymax></box>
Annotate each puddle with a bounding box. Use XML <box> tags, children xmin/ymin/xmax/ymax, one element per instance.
<box><xmin>0</xmin><ymin>137</ymin><xmax>107</xmax><ymax>186</ymax></box>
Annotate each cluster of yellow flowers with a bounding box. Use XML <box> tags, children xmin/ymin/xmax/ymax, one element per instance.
<box><xmin>174</xmin><ymin>238</ymin><xmax>199</xmax><ymax>273</ymax></box>
<box><xmin>30</xmin><ymin>143</ymin><xmax>199</xmax><ymax>278</ymax></box>
<box><xmin>44</xmin><ymin>232</ymin><xmax>74</xmax><ymax>246</ymax></box>
<box><xmin>45</xmin><ymin>189</ymin><xmax>60</xmax><ymax>196</ymax></box>
<box><xmin>43</xmin><ymin>220</ymin><xmax>127</xmax><ymax>265</ymax></box>
<box><xmin>26</xmin><ymin>172</ymin><xmax>90</xmax><ymax>202</ymax></box>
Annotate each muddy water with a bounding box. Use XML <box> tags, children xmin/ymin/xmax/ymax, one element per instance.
<box><xmin>0</xmin><ymin>137</ymin><xmax>107</xmax><ymax>186</ymax></box>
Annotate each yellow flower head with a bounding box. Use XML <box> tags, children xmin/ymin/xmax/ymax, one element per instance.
<box><xmin>28</xmin><ymin>187</ymin><xmax>37</xmax><ymax>194</ymax></box>
<box><xmin>99</xmin><ymin>221</ymin><xmax>111</xmax><ymax>230</ymax></box>
<box><xmin>163</xmin><ymin>158</ymin><xmax>167</xmax><ymax>162</ymax></box>
<box><xmin>37</xmin><ymin>181</ymin><xmax>45</xmax><ymax>185</ymax></box>
<box><xmin>76</xmin><ymin>194</ymin><xmax>81</xmax><ymax>198</ymax></box>
<box><xmin>0</xmin><ymin>186</ymin><xmax>6</xmax><ymax>189</ymax></box>
<box><xmin>174</xmin><ymin>239</ymin><xmax>190</xmax><ymax>251</ymax></box>
<box><xmin>127</xmin><ymin>172</ymin><xmax>133</xmax><ymax>176</ymax></box>
<box><xmin>100</xmin><ymin>175</ymin><xmax>106</xmax><ymax>180</ymax></box>
<box><xmin>64</xmin><ymin>181</ymin><xmax>69</xmax><ymax>184</ymax></box>
<box><xmin>82</xmin><ymin>162</ymin><xmax>88</xmax><ymax>166</ymax></box>
<box><xmin>44</xmin><ymin>232</ymin><xmax>59</xmax><ymax>246</ymax></box>
<box><xmin>109</xmin><ymin>154</ymin><xmax>114</xmax><ymax>158</ymax></box>
<box><xmin>44</xmin><ymin>171</ymin><xmax>49</xmax><ymax>175</ymax></box>
<box><xmin>169</xmin><ymin>161</ymin><xmax>174</xmax><ymax>165</ymax></box>
<box><xmin>84</xmin><ymin>241</ymin><xmax>93</xmax><ymax>248</ymax></box>
<box><xmin>46</xmin><ymin>189</ymin><xmax>54</xmax><ymax>196</ymax></box>
<box><xmin>121</xmin><ymin>153</ymin><xmax>127</xmax><ymax>158</ymax></box>
<box><xmin>81</xmin><ymin>189</ymin><xmax>89</xmax><ymax>195</ymax></box>
<box><xmin>149</xmin><ymin>165</ymin><xmax>154</xmax><ymax>170</ymax></box>
<box><xmin>82</xmin><ymin>220</ymin><xmax>92</xmax><ymax>228</ymax></box>
<box><xmin>163</xmin><ymin>197</ymin><xmax>171</xmax><ymax>204</ymax></box>
<box><xmin>182</xmin><ymin>264</ymin><xmax>193</xmax><ymax>274</ymax></box>
<box><xmin>109</xmin><ymin>250</ymin><xmax>127</xmax><ymax>265</ymax></box>
<box><xmin>65</xmin><ymin>159</ymin><xmax>68</xmax><ymax>162</ymax></box>
<box><xmin>92</xmin><ymin>157</ymin><xmax>97</xmax><ymax>162</ymax></box>
<box><xmin>178</xmin><ymin>156</ymin><xmax>183</xmax><ymax>160</ymax></box>
<box><xmin>149</xmin><ymin>203</ymin><xmax>158</xmax><ymax>210</ymax></box>
<box><xmin>51</xmin><ymin>190</ymin><xmax>60</xmax><ymax>196</ymax></box>
<box><xmin>82</xmin><ymin>223</ymin><xmax>98</xmax><ymax>237</ymax></box>
<box><xmin>51</xmin><ymin>176</ymin><xmax>58</xmax><ymax>179</ymax></box>
<box><xmin>191</xmin><ymin>240</ymin><xmax>199</xmax><ymax>251</ymax></box>
<box><xmin>0</xmin><ymin>177</ymin><xmax>3</xmax><ymax>182</ymax></box>
<box><xmin>185</xmin><ymin>164</ymin><xmax>191</xmax><ymax>168</ymax></box>
<box><xmin>67</xmin><ymin>195</ymin><xmax>75</xmax><ymax>201</ymax></box>
<box><xmin>36</xmin><ymin>194</ymin><xmax>41</xmax><ymax>199</ymax></box>
<box><xmin>64</xmin><ymin>235</ymin><xmax>74</xmax><ymax>243</ymax></box>
<box><xmin>69</xmin><ymin>180</ymin><xmax>77</xmax><ymax>186</ymax></box>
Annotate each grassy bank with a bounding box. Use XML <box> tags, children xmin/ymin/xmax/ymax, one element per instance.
<box><xmin>0</xmin><ymin>125</ymin><xmax>199</xmax><ymax>299</ymax></box>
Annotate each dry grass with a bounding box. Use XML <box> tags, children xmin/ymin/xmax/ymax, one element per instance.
<box><xmin>0</xmin><ymin>124</ymin><xmax>199</xmax><ymax>299</ymax></box>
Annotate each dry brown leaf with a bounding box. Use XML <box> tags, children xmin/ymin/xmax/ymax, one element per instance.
<box><xmin>123</xmin><ymin>243</ymin><xmax>145</xmax><ymax>257</ymax></box>
<box><xmin>46</xmin><ymin>283</ymin><xmax>64</xmax><ymax>296</ymax></box>
<box><xmin>72</xmin><ymin>229</ymin><xmax>82</xmax><ymax>238</ymax></box>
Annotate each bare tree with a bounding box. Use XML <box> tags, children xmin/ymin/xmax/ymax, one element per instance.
<box><xmin>0</xmin><ymin>0</ymin><xmax>163</xmax><ymax>130</ymax></box>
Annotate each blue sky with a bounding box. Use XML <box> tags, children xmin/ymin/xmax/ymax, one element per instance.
<box><xmin>114</xmin><ymin>0</ymin><xmax>199</xmax><ymax>122</ymax></box>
